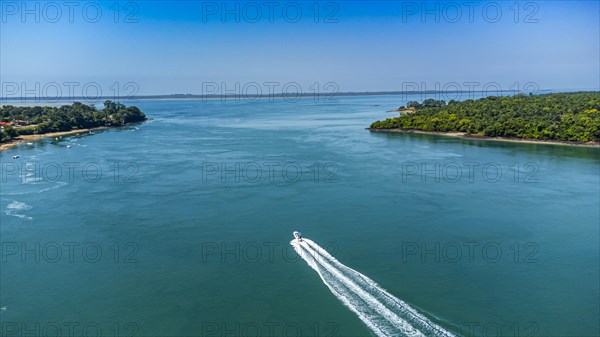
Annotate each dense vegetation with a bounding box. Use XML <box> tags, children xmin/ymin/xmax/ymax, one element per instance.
<box><xmin>0</xmin><ymin>101</ymin><xmax>146</xmax><ymax>143</ymax></box>
<box><xmin>370</xmin><ymin>92</ymin><xmax>600</xmax><ymax>143</ymax></box>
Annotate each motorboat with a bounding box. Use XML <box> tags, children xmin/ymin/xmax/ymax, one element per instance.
<box><xmin>293</xmin><ymin>231</ymin><xmax>303</xmax><ymax>242</ymax></box>
<box><xmin>12</xmin><ymin>155</ymin><xmax>19</xmax><ymax>159</ymax></box>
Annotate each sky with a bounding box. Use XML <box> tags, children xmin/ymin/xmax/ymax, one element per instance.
<box><xmin>1</xmin><ymin>0</ymin><xmax>599</xmax><ymax>97</ymax></box>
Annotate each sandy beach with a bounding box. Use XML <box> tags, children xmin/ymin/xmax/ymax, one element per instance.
<box><xmin>0</xmin><ymin>127</ymin><xmax>109</xmax><ymax>152</ymax></box>
<box><xmin>367</xmin><ymin>128</ymin><xmax>600</xmax><ymax>148</ymax></box>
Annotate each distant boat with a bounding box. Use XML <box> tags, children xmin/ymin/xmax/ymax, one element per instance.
<box><xmin>12</xmin><ymin>155</ymin><xmax>19</xmax><ymax>159</ymax></box>
<box><xmin>293</xmin><ymin>231</ymin><xmax>303</xmax><ymax>242</ymax></box>
<box><xmin>66</xmin><ymin>145</ymin><xmax>71</xmax><ymax>148</ymax></box>
<box><xmin>26</xmin><ymin>142</ymin><xmax>33</xmax><ymax>146</ymax></box>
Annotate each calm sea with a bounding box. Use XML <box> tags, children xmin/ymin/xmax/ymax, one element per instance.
<box><xmin>1</xmin><ymin>95</ymin><xmax>598</xmax><ymax>336</ymax></box>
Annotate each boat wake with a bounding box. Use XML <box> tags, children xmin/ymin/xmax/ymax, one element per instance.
<box><xmin>291</xmin><ymin>238</ymin><xmax>456</xmax><ymax>337</ymax></box>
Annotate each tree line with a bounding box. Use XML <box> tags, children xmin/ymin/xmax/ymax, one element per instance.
<box><xmin>370</xmin><ymin>92</ymin><xmax>600</xmax><ymax>142</ymax></box>
<box><xmin>0</xmin><ymin>101</ymin><xmax>146</xmax><ymax>143</ymax></box>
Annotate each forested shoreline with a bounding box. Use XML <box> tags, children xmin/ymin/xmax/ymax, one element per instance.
<box><xmin>0</xmin><ymin>101</ymin><xmax>146</xmax><ymax>143</ymax></box>
<box><xmin>370</xmin><ymin>92</ymin><xmax>600</xmax><ymax>143</ymax></box>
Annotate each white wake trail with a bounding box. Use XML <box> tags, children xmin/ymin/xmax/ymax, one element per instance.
<box><xmin>291</xmin><ymin>238</ymin><xmax>456</xmax><ymax>337</ymax></box>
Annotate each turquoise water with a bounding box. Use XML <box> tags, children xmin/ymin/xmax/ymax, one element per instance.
<box><xmin>1</xmin><ymin>95</ymin><xmax>598</xmax><ymax>336</ymax></box>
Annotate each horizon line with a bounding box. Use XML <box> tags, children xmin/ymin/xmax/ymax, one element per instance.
<box><xmin>6</xmin><ymin>88</ymin><xmax>600</xmax><ymax>103</ymax></box>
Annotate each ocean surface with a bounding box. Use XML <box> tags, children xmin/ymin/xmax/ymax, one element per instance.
<box><xmin>1</xmin><ymin>95</ymin><xmax>598</xmax><ymax>337</ymax></box>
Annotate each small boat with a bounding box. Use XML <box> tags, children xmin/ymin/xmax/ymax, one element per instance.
<box><xmin>26</xmin><ymin>142</ymin><xmax>33</xmax><ymax>146</ymax></box>
<box><xmin>66</xmin><ymin>145</ymin><xmax>71</xmax><ymax>148</ymax></box>
<box><xmin>293</xmin><ymin>231</ymin><xmax>303</xmax><ymax>242</ymax></box>
<box><xmin>12</xmin><ymin>155</ymin><xmax>20</xmax><ymax>159</ymax></box>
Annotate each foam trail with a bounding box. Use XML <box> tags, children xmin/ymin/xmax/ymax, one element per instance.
<box><xmin>291</xmin><ymin>238</ymin><xmax>456</xmax><ymax>337</ymax></box>
<box><xmin>5</xmin><ymin>200</ymin><xmax>33</xmax><ymax>220</ymax></box>
<box><xmin>39</xmin><ymin>181</ymin><xmax>68</xmax><ymax>193</ymax></box>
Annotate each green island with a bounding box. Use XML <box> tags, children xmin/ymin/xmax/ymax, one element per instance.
<box><xmin>0</xmin><ymin>100</ymin><xmax>147</xmax><ymax>144</ymax></box>
<box><xmin>369</xmin><ymin>92</ymin><xmax>600</xmax><ymax>145</ymax></box>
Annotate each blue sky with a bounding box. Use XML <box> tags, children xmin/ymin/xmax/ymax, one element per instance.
<box><xmin>1</xmin><ymin>1</ymin><xmax>599</xmax><ymax>96</ymax></box>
